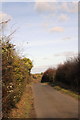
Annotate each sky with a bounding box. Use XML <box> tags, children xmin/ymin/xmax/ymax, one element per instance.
<box><xmin>1</xmin><ymin>0</ymin><xmax>78</xmax><ymax>73</ymax></box>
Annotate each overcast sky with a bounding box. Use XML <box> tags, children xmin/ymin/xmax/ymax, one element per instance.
<box><xmin>1</xmin><ymin>1</ymin><xmax>78</xmax><ymax>73</ymax></box>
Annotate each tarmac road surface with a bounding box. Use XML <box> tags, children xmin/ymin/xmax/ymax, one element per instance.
<box><xmin>32</xmin><ymin>83</ymin><xmax>78</xmax><ymax>118</ymax></box>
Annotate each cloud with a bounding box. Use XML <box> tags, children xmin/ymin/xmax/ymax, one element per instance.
<box><xmin>31</xmin><ymin>64</ymin><xmax>56</xmax><ymax>73</ymax></box>
<box><xmin>35</xmin><ymin>2</ymin><xmax>78</xmax><ymax>14</ymax></box>
<box><xmin>29</xmin><ymin>40</ymin><xmax>57</xmax><ymax>47</ymax></box>
<box><xmin>59</xmin><ymin>14</ymin><xmax>69</xmax><ymax>21</ymax></box>
<box><xmin>15</xmin><ymin>39</ymin><xmax>60</xmax><ymax>48</ymax></box>
<box><xmin>42</xmin><ymin>22</ymin><xmax>49</xmax><ymax>28</ymax></box>
<box><xmin>35</xmin><ymin>2</ymin><xmax>56</xmax><ymax>13</ymax></box>
<box><xmin>31</xmin><ymin>65</ymin><xmax>47</xmax><ymax>73</ymax></box>
<box><xmin>26</xmin><ymin>23</ymin><xmax>33</xmax><ymax>27</ymax></box>
<box><xmin>50</xmin><ymin>26</ymin><xmax>64</xmax><ymax>32</ymax></box>
<box><xmin>54</xmin><ymin>51</ymin><xmax>78</xmax><ymax>57</ymax></box>
<box><xmin>35</xmin><ymin>0</ymin><xmax>56</xmax><ymax>3</ymax></box>
<box><xmin>0</xmin><ymin>12</ymin><xmax>12</xmax><ymax>23</ymax></box>
<box><xmin>62</xmin><ymin>37</ymin><xmax>71</xmax><ymax>40</ymax></box>
<box><xmin>60</xmin><ymin>2</ymin><xmax>78</xmax><ymax>13</ymax></box>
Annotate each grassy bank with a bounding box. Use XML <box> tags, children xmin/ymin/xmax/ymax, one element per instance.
<box><xmin>49</xmin><ymin>82</ymin><xmax>79</xmax><ymax>99</ymax></box>
<box><xmin>9</xmin><ymin>84</ymin><xmax>36</xmax><ymax>118</ymax></box>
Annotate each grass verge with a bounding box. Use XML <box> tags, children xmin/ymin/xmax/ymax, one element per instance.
<box><xmin>9</xmin><ymin>84</ymin><xmax>36</xmax><ymax>118</ymax></box>
<box><xmin>49</xmin><ymin>82</ymin><xmax>80</xmax><ymax>100</ymax></box>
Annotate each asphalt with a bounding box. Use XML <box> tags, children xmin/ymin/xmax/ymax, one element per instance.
<box><xmin>32</xmin><ymin>83</ymin><xmax>78</xmax><ymax>118</ymax></box>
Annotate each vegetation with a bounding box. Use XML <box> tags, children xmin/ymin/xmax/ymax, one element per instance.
<box><xmin>31</xmin><ymin>73</ymin><xmax>42</xmax><ymax>83</ymax></box>
<box><xmin>41</xmin><ymin>68</ymin><xmax>56</xmax><ymax>83</ymax></box>
<box><xmin>41</xmin><ymin>56</ymin><xmax>80</xmax><ymax>94</ymax></box>
<box><xmin>1</xmin><ymin>20</ymin><xmax>33</xmax><ymax>117</ymax></box>
<box><xmin>55</xmin><ymin>56</ymin><xmax>79</xmax><ymax>93</ymax></box>
<box><xmin>9</xmin><ymin>84</ymin><xmax>35</xmax><ymax>118</ymax></box>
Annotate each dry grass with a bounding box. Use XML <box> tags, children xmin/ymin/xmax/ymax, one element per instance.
<box><xmin>52</xmin><ymin>84</ymin><xmax>79</xmax><ymax>100</ymax></box>
<box><xmin>9</xmin><ymin>84</ymin><xmax>36</xmax><ymax>118</ymax></box>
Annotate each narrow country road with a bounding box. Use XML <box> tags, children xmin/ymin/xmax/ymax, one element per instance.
<box><xmin>32</xmin><ymin>83</ymin><xmax>78</xmax><ymax>118</ymax></box>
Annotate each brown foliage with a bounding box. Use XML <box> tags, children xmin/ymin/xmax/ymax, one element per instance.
<box><xmin>41</xmin><ymin>68</ymin><xmax>56</xmax><ymax>83</ymax></box>
<box><xmin>55</xmin><ymin>56</ymin><xmax>79</xmax><ymax>93</ymax></box>
<box><xmin>41</xmin><ymin>55</ymin><xmax>79</xmax><ymax>93</ymax></box>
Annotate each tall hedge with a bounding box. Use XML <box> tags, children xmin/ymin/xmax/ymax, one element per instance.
<box><xmin>41</xmin><ymin>55</ymin><xmax>79</xmax><ymax>93</ymax></box>
<box><xmin>55</xmin><ymin>56</ymin><xmax>79</xmax><ymax>92</ymax></box>
<box><xmin>1</xmin><ymin>20</ymin><xmax>33</xmax><ymax>117</ymax></box>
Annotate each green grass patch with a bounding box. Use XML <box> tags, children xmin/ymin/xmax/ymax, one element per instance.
<box><xmin>53</xmin><ymin>85</ymin><xmax>79</xmax><ymax>99</ymax></box>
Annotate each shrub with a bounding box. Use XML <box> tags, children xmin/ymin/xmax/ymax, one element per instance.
<box><xmin>55</xmin><ymin>56</ymin><xmax>80</xmax><ymax>93</ymax></box>
<box><xmin>1</xmin><ymin>20</ymin><xmax>33</xmax><ymax>117</ymax></box>
<box><xmin>41</xmin><ymin>68</ymin><xmax>56</xmax><ymax>83</ymax></box>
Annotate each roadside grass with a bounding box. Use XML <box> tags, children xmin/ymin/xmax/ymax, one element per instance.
<box><xmin>49</xmin><ymin>82</ymin><xmax>80</xmax><ymax>100</ymax></box>
<box><xmin>53</xmin><ymin>85</ymin><xmax>79</xmax><ymax>99</ymax></box>
<box><xmin>9</xmin><ymin>84</ymin><xmax>36</xmax><ymax>118</ymax></box>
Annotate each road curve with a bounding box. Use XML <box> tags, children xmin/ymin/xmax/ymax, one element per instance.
<box><xmin>32</xmin><ymin>83</ymin><xmax>78</xmax><ymax>118</ymax></box>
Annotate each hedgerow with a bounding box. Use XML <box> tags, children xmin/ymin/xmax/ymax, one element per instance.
<box><xmin>1</xmin><ymin>20</ymin><xmax>33</xmax><ymax>117</ymax></box>
<box><xmin>41</xmin><ymin>56</ymin><xmax>79</xmax><ymax>93</ymax></box>
<box><xmin>55</xmin><ymin>56</ymin><xmax>79</xmax><ymax>93</ymax></box>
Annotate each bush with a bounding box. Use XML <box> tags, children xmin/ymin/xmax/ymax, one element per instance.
<box><xmin>1</xmin><ymin>20</ymin><xmax>33</xmax><ymax>117</ymax></box>
<box><xmin>41</xmin><ymin>68</ymin><xmax>56</xmax><ymax>83</ymax></box>
<box><xmin>55</xmin><ymin>56</ymin><xmax>80</xmax><ymax>93</ymax></box>
<box><xmin>41</xmin><ymin>55</ymin><xmax>79</xmax><ymax>93</ymax></box>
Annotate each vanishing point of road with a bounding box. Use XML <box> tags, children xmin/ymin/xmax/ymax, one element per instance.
<box><xmin>32</xmin><ymin>83</ymin><xmax>78</xmax><ymax>118</ymax></box>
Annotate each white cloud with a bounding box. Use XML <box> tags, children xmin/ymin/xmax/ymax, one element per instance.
<box><xmin>31</xmin><ymin>65</ymin><xmax>48</xmax><ymax>73</ymax></box>
<box><xmin>31</xmin><ymin>64</ymin><xmax>56</xmax><ymax>73</ymax></box>
<box><xmin>15</xmin><ymin>39</ymin><xmax>61</xmax><ymax>48</ymax></box>
<box><xmin>0</xmin><ymin>12</ymin><xmax>12</xmax><ymax>23</ymax></box>
<box><xmin>35</xmin><ymin>0</ymin><xmax>57</xmax><ymax>2</ymax></box>
<box><xmin>35</xmin><ymin>2</ymin><xmax>56</xmax><ymax>12</ymax></box>
<box><xmin>59</xmin><ymin>14</ymin><xmax>69</xmax><ymax>21</ymax></box>
<box><xmin>50</xmin><ymin>26</ymin><xmax>64</xmax><ymax>32</ymax></box>
<box><xmin>26</xmin><ymin>23</ymin><xmax>32</xmax><ymax>27</ymax></box>
<box><xmin>29</xmin><ymin>40</ymin><xmax>57</xmax><ymax>47</ymax></box>
<box><xmin>62</xmin><ymin>37</ymin><xmax>71</xmax><ymax>40</ymax></box>
<box><xmin>60</xmin><ymin>3</ymin><xmax>69</xmax><ymax>12</ymax></box>
<box><xmin>60</xmin><ymin>2</ymin><xmax>78</xmax><ymax>13</ymax></box>
<box><xmin>54</xmin><ymin>51</ymin><xmax>78</xmax><ymax>57</ymax></box>
<box><xmin>42</xmin><ymin>22</ymin><xmax>49</xmax><ymax>28</ymax></box>
<box><xmin>35</xmin><ymin>2</ymin><xmax>78</xmax><ymax>13</ymax></box>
